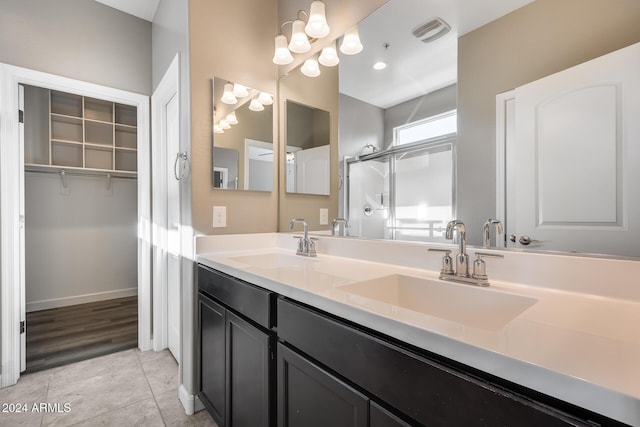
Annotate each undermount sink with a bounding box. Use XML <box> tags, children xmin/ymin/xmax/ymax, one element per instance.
<box><xmin>338</xmin><ymin>274</ymin><xmax>537</xmax><ymax>331</ymax></box>
<box><xmin>228</xmin><ymin>252</ymin><xmax>318</xmax><ymax>269</ymax></box>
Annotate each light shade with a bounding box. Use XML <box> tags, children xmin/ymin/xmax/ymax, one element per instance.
<box><xmin>289</xmin><ymin>19</ymin><xmax>311</xmax><ymax>54</ymax></box>
<box><xmin>257</xmin><ymin>92</ymin><xmax>274</xmax><ymax>105</ymax></box>
<box><xmin>305</xmin><ymin>1</ymin><xmax>330</xmax><ymax>39</ymax></box>
<box><xmin>226</xmin><ymin>111</ymin><xmax>238</xmax><ymax>125</ymax></box>
<box><xmin>273</xmin><ymin>34</ymin><xmax>294</xmax><ymax>65</ymax></box>
<box><xmin>301</xmin><ymin>57</ymin><xmax>320</xmax><ymax>77</ymax></box>
<box><xmin>232</xmin><ymin>84</ymin><xmax>249</xmax><ymax>97</ymax></box>
<box><xmin>249</xmin><ymin>99</ymin><xmax>264</xmax><ymax>111</ymax></box>
<box><xmin>220</xmin><ymin>83</ymin><xmax>237</xmax><ymax>104</ymax></box>
<box><xmin>213</xmin><ymin>124</ymin><xmax>224</xmax><ymax>134</ymax></box>
<box><xmin>318</xmin><ymin>41</ymin><xmax>339</xmax><ymax>67</ymax></box>
<box><xmin>340</xmin><ymin>25</ymin><xmax>363</xmax><ymax>55</ymax></box>
<box><xmin>219</xmin><ymin>119</ymin><xmax>231</xmax><ymax>130</ymax></box>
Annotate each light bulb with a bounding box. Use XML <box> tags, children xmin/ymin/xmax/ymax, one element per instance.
<box><xmin>257</xmin><ymin>92</ymin><xmax>273</xmax><ymax>105</ymax></box>
<box><xmin>305</xmin><ymin>1</ymin><xmax>330</xmax><ymax>39</ymax></box>
<box><xmin>301</xmin><ymin>57</ymin><xmax>320</xmax><ymax>77</ymax></box>
<box><xmin>220</xmin><ymin>83</ymin><xmax>237</xmax><ymax>104</ymax></box>
<box><xmin>232</xmin><ymin>83</ymin><xmax>249</xmax><ymax>97</ymax></box>
<box><xmin>213</xmin><ymin>124</ymin><xmax>224</xmax><ymax>134</ymax></box>
<box><xmin>340</xmin><ymin>25</ymin><xmax>363</xmax><ymax>55</ymax></box>
<box><xmin>318</xmin><ymin>41</ymin><xmax>339</xmax><ymax>67</ymax></box>
<box><xmin>289</xmin><ymin>19</ymin><xmax>311</xmax><ymax>54</ymax></box>
<box><xmin>226</xmin><ymin>111</ymin><xmax>238</xmax><ymax>125</ymax></box>
<box><xmin>249</xmin><ymin>99</ymin><xmax>264</xmax><ymax>111</ymax></box>
<box><xmin>220</xmin><ymin>119</ymin><xmax>230</xmax><ymax>130</ymax></box>
<box><xmin>273</xmin><ymin>34</ymin><xmax>294</xmax><ymax>65</ymax></box>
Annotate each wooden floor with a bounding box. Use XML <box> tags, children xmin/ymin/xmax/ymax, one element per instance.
<box><xmin>26</xmin><ymin>296</ymin><xmax>138</xmax><ymax>373</ymax></box>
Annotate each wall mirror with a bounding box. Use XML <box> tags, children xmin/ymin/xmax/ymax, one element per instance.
<box><xmin>211</xmin><ymin>77</ymin><xmax>274</xmax><ymax>191</ymax></box>
<box><xmin>285</xmin><ymin>100</ymin><xmax>331</xmax><ymax>195</ymax></box>
<box><xmin>288</xmin><ymin>0</ymin><xmax>640</xmax><ymax>258</ymax></box>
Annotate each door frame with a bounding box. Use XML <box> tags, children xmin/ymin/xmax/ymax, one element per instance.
<box><xmin>151</xmin><ymin>54</ymin><xmax>181</xmax><ymax>354</ymax></box>
<box><xmin>0</xmin><ymin>63</ymin><xmax>152</xmax><ymax>387</ymax></box>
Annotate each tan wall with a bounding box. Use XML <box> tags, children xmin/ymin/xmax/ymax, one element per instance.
<box><xmin>278</xmin><ymin>64</ymin><xmax>339</xmax><ymax>231</ymax></box>
<box><xmin>189</xmin><ymin>0</ymin><xmax>279</xmax><ymax>235</ymax></box>
<box><xmin>457</xmin><ymin>0</ymin><xmax>640</xmax><ymax>245</ymax></box>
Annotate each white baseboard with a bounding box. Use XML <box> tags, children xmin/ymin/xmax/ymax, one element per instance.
<box><xmin>179</xmin><ymin>384</ymin><xmax>197</xmax><ymax>415</ymax></box>
<box><xmin>26</xmin><ymin>287</ymin><xmax>137</xmax><ymax>312</ymax></box>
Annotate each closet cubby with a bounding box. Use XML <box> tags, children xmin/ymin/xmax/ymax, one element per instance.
<box><xmin>24</xmin><ymin>87</ymin><xmax>138</xmax><ymax>174</ymax></box>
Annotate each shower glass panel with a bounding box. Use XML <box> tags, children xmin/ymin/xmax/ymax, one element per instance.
<box><xmin>393</xmin><ymin>144</ymin><xmax>453</xmax><ymax>242</ymax></box>
<box><xmin>347</xmin><ymin>156</ymin><xmax>390</xmax><ymax>239</ymax></box>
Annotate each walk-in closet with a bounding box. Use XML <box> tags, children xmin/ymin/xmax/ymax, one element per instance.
<box><xmin>22</xmin><ymin>84</ymin><xmax>139</xmax><ymax>372</ymax></box>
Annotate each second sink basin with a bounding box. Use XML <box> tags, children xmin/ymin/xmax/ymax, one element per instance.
<box><xmin>338</xmin><ymin>274</ymin><xmax>537</xmax><ymax>330</ymax></box>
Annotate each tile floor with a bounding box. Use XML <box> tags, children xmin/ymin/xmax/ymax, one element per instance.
<box><xmin>0</xmin><ymin>349</ymin><xmax>217</xmax><ymax>426</ymax></box>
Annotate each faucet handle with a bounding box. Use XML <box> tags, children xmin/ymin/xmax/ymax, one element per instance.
<box><xmin>428</xmin><ymin>248</ymin><xmax>454</xmax><ymax>275</ymax></box>
<box><xmin>472</xmin><ymin>252</ymin><xmax>504</xmax><ymax>281</ymax></box>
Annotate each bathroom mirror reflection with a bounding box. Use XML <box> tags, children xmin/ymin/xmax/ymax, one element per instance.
<box><xmin>285</xmin><ymin>100</ymin><xmax>331</xmax><ymax>195</ymax></box>
<box><xmin>285</xmin><ymin>0</ymin><xmax>640</xmax><ymax>258</ymax></box>
<box><xmin>211</xmin><ymin>77</ymin><xmax>274</xmax><ymax>191</ymax></box>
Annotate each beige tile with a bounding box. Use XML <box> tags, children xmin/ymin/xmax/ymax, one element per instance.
<box><xmin>42</xmin><ymin>363</ymin><xmax>153</xmax><ymax>426</ymax></box>
<box><xmin>155</xmin><ymin>390</ymin><xmax>218</xmax><ymax>427</ymax></box>
<box><xmin>48</xmin><ymin>349</ymin><xmax>141</xmax><ymax>389</ymax></box>
<box><xmin>137</xmin><ymin>350</ymin><xmax>179</xmax><ymax>396</ymax></box>
<box><xmin>70</xmin><ymin>398</ymin><xmax>164</xmax><ymax>427</ymax></box>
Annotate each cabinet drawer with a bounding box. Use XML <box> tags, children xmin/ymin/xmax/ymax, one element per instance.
<box><xmin>198</xmin><ymin>264</ymin><xmax>274</xmax><ymax>329</ymax></box>
<box><xmin>277</xmin><ymin>298</ymin><xmax>587</xmax><ymax>427</ymax></box>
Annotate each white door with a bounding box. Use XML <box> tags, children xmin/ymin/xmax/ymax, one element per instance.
<box><xmin>18</xmin><ymin>84</ymin><xmax>26</xmax><ymax>372</ymax></box>
<box><xmin>166</xmin><ymin>93</ymin><xmax>181</xmax><ymax>362</ymax></box>
<box><xmin>295</xmin><ymin>145</ymin><xmax>330</xmax><ymax>195</ymax></box>
<box><xmin>512</xmin><ymin>42</ymin><xmax>640</xmax><ymax>256</ymax></box>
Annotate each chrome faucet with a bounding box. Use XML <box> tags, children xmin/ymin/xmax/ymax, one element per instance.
<box><xmin>446</xmin><ymin>220</ymin><xmax>469</xmax><ymax>277</ymax></box>
<box><xmin>331</xmin><ymin>218</ymin><xmax>349</xmax><ymax>237</ymax></box>
<box><xmin>483</xmin><ymin>219</ymin><xmax>503</xmax><ymax>247</ymax></box>
<box><xmin>289</xmin><ymin>218</ymin><xmax>317</xmax><ymax>257</ymax></box>
<box><xmin>429</xmin><ymin>219</ymin><xmax>503</xmax><ymax>286</ymax></box>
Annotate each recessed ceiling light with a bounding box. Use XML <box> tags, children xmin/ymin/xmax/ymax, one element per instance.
<box><xmin>373</xmin><ymin>61</ymin><xmax>388</xmax><ymax>71</ymax></box>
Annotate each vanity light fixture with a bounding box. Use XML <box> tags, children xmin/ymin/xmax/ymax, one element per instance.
<box><xmin>213</xmin><ymin>124</ymin><xmax>224</xmax><ymax>134</ymax></box>
<box><xmin>257</xmin><ymin>91</ymin><xmax>274</xmax><ymax>105</ymax></box>
<box><xmin>249</xmin><ymin>98</ymin><xmax>265</xmax><ymax>111</ymax></box>
<box><xmin>318</xmin><ymin>40</ymin><xmax>339</xmax><ymax>66</ymax></box>
<box><xmin>219</xmin><ymin>119</ymin><xmax>231</xmax><ymax>130</ymax></box>
<box><xmin>273</xmin><ymin>34</ymin><xmax>294</xmax><ymax>65</ymax></box>
<box><xmin>305</xmin><ymin>1</ymin><xmax>330</xmax><ymax>38</ymax></box>
<box><xmin>289</xmin><ymin>19</ymin><xmax>311</xmax><ymax>53</ymax></box>
<box><xmin>226</xmin><ymin>111</ymin><xmax>238</xmax><ymax>125</ymax></box>
<box><xmin>220</xmin><ymin>83</ymin><xmax>237</xmax><ymax>104</ymax></box>
<box><xmin>232</xmin><ymin>83</ymin><xmax>249</xmax><ymax>98</ymax></box>
<box><xmin>340</xmin><ymin>25</ymin><xmax>363</xmax><ymax>55</ymax></box>
<box><xmin>301</xmin><ymin>56</ymin><xmax>321</xmax><ymax>77</ymax></box>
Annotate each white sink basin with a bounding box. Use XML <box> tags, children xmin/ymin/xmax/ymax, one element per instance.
<box><xmin>228</xmin><ymin>252</ymin><xmax>317</xmax><ymax>269</ymax></box>
<box><xmin>338</xmin><ymin>274</ymin><xmax>537</xmax><ymax>330</ymax></box>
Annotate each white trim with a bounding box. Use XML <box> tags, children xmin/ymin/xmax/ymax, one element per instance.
<box><xmin>26</xmin><ymin>288</ymin><xmax>138</xmax><ymax>313</ymax></box>
<box><xmin>178</xmin><ymin>385</ymin><xmax>205</xmax><ymax>415</ymax></box>
<box><xmin>0</xmin><ymin>63</ymin><xmax>152</xmax><ymax>387</ymax></box>
<box><xmin>496</xmin><ymin>90</ymin><xmax>515</xmax><ymax>226</ymax></box>
<box><xmin>151</xmin><ymin>54</ymin><xmax>180</xmax><ymax>352</ymax></box>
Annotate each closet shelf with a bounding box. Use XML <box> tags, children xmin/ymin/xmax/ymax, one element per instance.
<box><xmin>25</xmin><ymin>163</ymin><xmax>137</xmax><ymax>179</ymax></box>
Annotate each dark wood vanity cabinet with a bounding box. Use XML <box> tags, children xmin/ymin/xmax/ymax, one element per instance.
<box><xmin>197</xmin><ymin>264</ymin><xmax>623</xmax><ymax>427</ymax></box>
<box><xmin>197</xmin><ymin>265</ymin><xmax>275</xmax><ymax>427</ymax></box>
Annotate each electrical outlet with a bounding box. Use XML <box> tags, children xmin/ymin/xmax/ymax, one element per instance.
<box><xmin>320</xmin><ymin>208</ymin><xmax>329</xmax><ymax>225</ymax></box>
<box><xmin>213</xmin><ymin>206</ymin><xmax>227</xmax><ymax>228</ymax></box>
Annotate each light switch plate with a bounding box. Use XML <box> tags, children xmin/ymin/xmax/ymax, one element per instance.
<box><xmin>213</xmin><ymin>206</ymin><xmax>226</xmax><ymax>228</ymax></box>
<box><xmin>320</xmin><ymin>208</ymin><xmax>329</xmax><ymax>225</ymax></box>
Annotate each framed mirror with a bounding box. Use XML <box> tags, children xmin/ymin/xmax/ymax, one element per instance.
<box><xmin>211</xmin><ymin>77</ymin><xmax>274</xmax><ymax>191</ymax></box>
<box><xmin>285</xmin><ymin>100</ymin><xmax>331</xmax><ymax>195</ymax></box>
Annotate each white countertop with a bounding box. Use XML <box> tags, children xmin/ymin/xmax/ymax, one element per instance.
<box><xmin>195</xmin><ymin>233</ymin><xmax>640</xmax><ymax>426</ymax></box>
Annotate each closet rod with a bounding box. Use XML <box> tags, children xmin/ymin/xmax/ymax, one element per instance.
<box><xmin>24</xmin><ymin>168</ymin><xmax>137</xmax><ymax>180</ymax></box>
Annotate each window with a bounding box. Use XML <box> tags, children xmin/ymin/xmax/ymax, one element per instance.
<box><xmin>394</xmin><ymin>110</ymin><xmax>457</xmax><ymax>146</ymax></box>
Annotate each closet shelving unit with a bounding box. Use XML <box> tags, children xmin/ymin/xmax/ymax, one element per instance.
<box><xmin>25</xmin><ymin>89</ymin><xmax>138</xmax><ymax>179</ymax></box>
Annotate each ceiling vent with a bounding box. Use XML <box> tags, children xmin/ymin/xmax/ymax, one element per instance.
<box><xmin>412</xmin><ymin>18</ymin><xmax>451</xmax><ymax>44</ymax></box>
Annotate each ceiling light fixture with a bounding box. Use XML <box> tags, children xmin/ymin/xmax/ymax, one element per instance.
<box><xmin>373</xmin><ymin>43</ymin><xmax>390</xmax><ymax>71</ymax></box>
<box><xmin>220</xmin><ymin>83</ymin><xmax>237</xmax><ymax>104</ymax></box>
<box><xmin>340</xmin><ymin>25</ymin><xmax>363</xmax><ymax>55</ymax></box>
<box><xmin>305</xmin><ymin>1</ymin><xmax>330</xmax><ymax>38</ymax></box>
<box><xmin>318</xmin><ymin>40</ymin><xmax>339</xmax><ymax>67</ymax></box>
<box><xmin>373</xmin><ymin>61</ymin><xmax>387</xmax><ymax>70</ymax></box>
<box><xmin>301</xmin><ymin>56</ymin><xmax>321</xmax><ymax>77</ymax></box>
<box><xmin>249</xmin><ymin>99</ymin><xmax>265</xmax><ymax>111</ymax></box>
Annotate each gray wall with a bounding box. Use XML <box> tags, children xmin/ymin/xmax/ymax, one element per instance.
<box><xmin>0</xmin><ymin>0</ymin><xmax>152</xmax><ymax>94</ymax></box>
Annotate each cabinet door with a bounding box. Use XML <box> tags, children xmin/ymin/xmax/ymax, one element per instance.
<box><xmin>226</xmin><ymin>311</ymin><xmax>272</xmax><ymax>427</ymax></box>
<box><xmin>370</xmin><ymin>402</ymin><xmax>412</xmax><ymax>427</ymax></box>
<box><xmin>277</xmin><ymin>343</ymin><xmax>368</xmax><ymax>427</ymax></box>
<box><xmin>198</xmin><ymin>293</ymin><xmax>226</xmax><ymax>426</ymax></box>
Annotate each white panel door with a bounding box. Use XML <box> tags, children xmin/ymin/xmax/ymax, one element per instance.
<box><xmin>295</xmin><ymin>145</ymin><xmax>330</xmax><ymax>195</ymax></box>
<box><xmin>18</xmin><ymin>84</ymin><xmax>26</xmax><ymax>372</ymax></box>
<box><xmin>513</xmin><ymin>42</ymin><xmax>640</xmax><ymax>256</ymax></box>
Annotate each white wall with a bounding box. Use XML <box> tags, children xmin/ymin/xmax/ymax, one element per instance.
<box><xmin>25</xmin><ymin>173</ymin><xmax>137</xmax><ymax>311</ymax></box>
